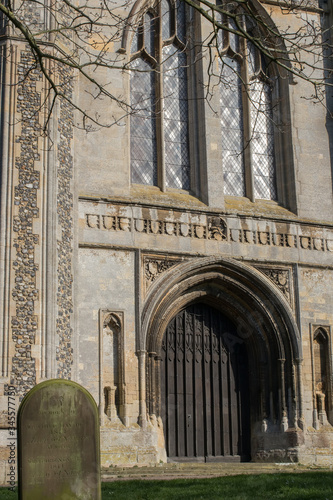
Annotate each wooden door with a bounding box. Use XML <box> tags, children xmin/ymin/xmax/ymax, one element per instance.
<box><xmin>160</xmin><ymin>303</ymin><xmax>250</xmax><ymax>461</ymax></box>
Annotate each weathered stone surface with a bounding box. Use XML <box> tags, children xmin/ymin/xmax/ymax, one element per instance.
<box><xmin>18</xmin><ymin>380</ymin><xmax>101</xmax><ymax>500</ymax></box>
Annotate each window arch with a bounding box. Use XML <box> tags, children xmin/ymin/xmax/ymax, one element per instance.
<box><xmin>130</xmin><ymin>0</ymin><xmax>191</xmax><ymax>191</ymax></box>
<box><xmin>125</xmin><ymin>0</ymin><xmax>296</xmax><ymax>210</ymax></box>
<box><xmin>219</xmin><ymin>7</ymin><xmax>279</xmax><ymax>201</ymax></box>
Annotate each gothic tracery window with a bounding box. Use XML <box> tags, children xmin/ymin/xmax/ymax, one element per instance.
<box><xmin>130</xmin><ymin>0</ymin><xmax>191</xmax><ymax>191</ymax></box>
<box><xmin>219</xmin><ymin>10</ymin><xmax>277</xmax><ymax>200</ymax></box>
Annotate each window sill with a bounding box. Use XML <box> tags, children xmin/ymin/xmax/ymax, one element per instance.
<box><xmin>129</xmin><ymin>184</ymin><xmax>207</xmax><ymax>210</ymax></box>
<box><xmin>224</xmin><ymin>196</ymin><xmax>297</xmax><ymax>220</ymax></box>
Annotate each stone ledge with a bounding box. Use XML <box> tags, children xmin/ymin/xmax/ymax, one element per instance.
<box><xmin>101</xmin><ymin>462</ymin><xmax>332</xmax><ymax>482</ymax></box>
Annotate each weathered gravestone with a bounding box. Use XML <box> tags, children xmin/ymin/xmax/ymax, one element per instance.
<box><xmin>18</xmin><ymin>379</ymin><xmax>101</xmax><ymax>500</ymax></box>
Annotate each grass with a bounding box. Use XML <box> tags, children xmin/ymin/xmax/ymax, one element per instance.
<box><xmin>1</xmin><ymin>472</ymin><xmax>333</xmax><ymax>499</ymax></box>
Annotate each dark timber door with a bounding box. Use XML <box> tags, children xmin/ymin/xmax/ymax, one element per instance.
<box><xmin>160</xmin><ymin>303</ymin><xmax>250</xmax><ymax>462</ymax></box>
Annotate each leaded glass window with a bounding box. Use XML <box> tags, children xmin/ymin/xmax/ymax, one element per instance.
<box><xmin>130</xmin><ymin>0</ymin><xmax>190</xmax><ymax>191</ymax></box>
<box><xmin>219</xmin><ymin>10</ymin><xmax>277</xmax><ymax>201</ymax></box>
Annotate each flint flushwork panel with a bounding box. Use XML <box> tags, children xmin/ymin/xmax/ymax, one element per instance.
<box><xmin>9</xmin><ymin>51</ymin><xmax>41</xmax><ymax>396</ymax></box>
<box><xmin>56</xmin><ymin>67</ymin><xmax>74</xmax><ymax>379</ymax></box>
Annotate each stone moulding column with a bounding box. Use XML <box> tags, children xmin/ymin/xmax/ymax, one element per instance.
<box><xmin>104</xmin><ymin>385</ymin><xmax>118</xmax><ymax>421</ymax></box>
<box><xmin>136</xmin><ymin>350</ymin><xmax>147</xmax><ymax>428</ymax></box>
<box><xmin>278</xmin><ymin>358</ymin><xmax>288</xmax><ymax>431</ymax></box>
<box><xmin>260</xmin><ymin>361</ymin><xmax>269</xmax><ymax>431</ymax></box>
<box><xmin>295</xmin><ymin>358</ymin><xmax>304</xmax><ymax>430</ymax></box>
<box><xmin>147</xmin><ymin>352</ymin><xmax>162</xmax><ymax>421</ymax></box>
<box><xmin>148</xmin><ymin>352</ymin><xmax>157</xmax><ymax>416</ymax></box>
<box><xmin>291</xmin><ymin>361</ymin><xmax>298</xmax><ymax>428</ymax></box>
<box><xmin>155</xmin><ymin>355</ymin><xmax>162</xmax><ymax>419</ymax></box>
<box><xmin>310</xmin><ymin>325</ymin><xmax>319</xmax><ymax>430</ymax></box>
<box><xmin>310</xmin><ymin>328</ymin><xmax>319</xmax><ymax>429</ymax></box>
<box><xmin>328</xmin><ymin>327</ymin><xmax>333</xmax><ymax>424</ymax></box>
<box><xmin>0</xmin><ymin>43</ymin><xmax>17</xmax><ymax>380</ymax></box>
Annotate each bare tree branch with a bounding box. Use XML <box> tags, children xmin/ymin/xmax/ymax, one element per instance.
<box><xmin>0</xmin><ymin>0</ymin><xmax>331</xmax><ymax>129</ymax></box>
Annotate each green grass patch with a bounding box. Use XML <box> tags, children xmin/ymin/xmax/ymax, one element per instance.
<box><xmin>1</xmin><ymin>472</ymin><xmax>333</xmax><ymax>499</ymax></box>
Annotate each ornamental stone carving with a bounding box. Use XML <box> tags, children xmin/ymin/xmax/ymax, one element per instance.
<box><xmin>207</xmin><ymin>216</ymin><xmax>227</xmax><ymax>241</ymax></box>
<box><xmin>244</xmin><ymin>230</ymin><xmax>255</xmax><ymax>244</ymax></box>
<box><xmin>103</xmin><ymin>312</ymin><xmax>122</xmax><ymax>335</ymax></box>
<box><xmin>82</xmin><ymin>202</ymin><xmax>333</xmax><ymax>254</ymax></box>
<box><xmin>144</xmin><ymin>256</ymin><xmax>182</xmax><ymax>289</ymax></box>
<box><xmin>256</xmin><ymin>266</ymin><xmax>293</xmax><ymax>307</ymax></box>
<box><xmin>327</xmin><ymin>240</ymin><xmax>333</xmax><ymax>251</ymax></box>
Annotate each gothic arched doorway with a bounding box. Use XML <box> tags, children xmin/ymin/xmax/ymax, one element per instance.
<box><xmin>160</xmin><ymin>302</ymin><xmax>251</xmax><ymax>462</ymax></box>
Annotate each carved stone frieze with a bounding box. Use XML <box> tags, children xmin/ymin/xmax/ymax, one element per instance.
<box><xmin>87</xmin><ymin>214</ymin><xmax>131</xmax><ymax>232</ymax></box>
<box><xmin>82</xmin><ymin>202</ymin><xmax>333</xmax><ymax>254</ymax></box>
<box><xmin>85</xmin><ymin>211</ymin><xmax>226</xmax><ymax>241</ymax></box>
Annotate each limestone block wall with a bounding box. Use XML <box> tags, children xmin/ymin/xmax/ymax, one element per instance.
<box><xmin>298</xmin><ymin>267</ymin><xmax>333</xmax><ymax>465</ymax></box>
<box><xmin>299</xmin><ymin>268</ymin><xmax>333</xmax><ymax>424</ymax></box>
<box><xmin>269</xmin><ymin>4</ymin><xmax>333</xmax><ymax>221</ymax></box>
<box><xmin>77</xmin><ymin>248</ymin><xmax>138</xmax><ymax>419</ymax></box>
<box><xmin>76</xmin><ymin>247</ymin><xmax>169</xmax><ymax>465</ymax></box>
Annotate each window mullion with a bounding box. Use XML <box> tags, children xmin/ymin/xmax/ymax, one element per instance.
<box><xmin>156</xmin><ymin>4</ymin><xmax>166</xmax><ymax>192</ymax></box>
<box><xmin>187</xmin><ymin>43</ymin><xmax>196</xmax><ymax>195</ymax></box>
<box><xmin>241</xmin><ymin>40</ymin><xmax>255</xmax><ymax>202</ymax></box>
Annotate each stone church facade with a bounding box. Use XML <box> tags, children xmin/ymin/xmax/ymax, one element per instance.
<box><xmin>0</xmin><ymin>0</ymin><xmax>332</xmax><ymax>481</ymax></box>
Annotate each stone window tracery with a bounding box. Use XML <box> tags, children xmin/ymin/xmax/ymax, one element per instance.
<box><xmin>219</xmin><ymin>8</ymin><xmax>277</xmax><ymax>200</ymax></box>
<box><xmin>126</xmin><ymin>0</ymin><xmax>296</xmax><ymax>210</ymax></box>
<box><xmin>130</xmin><ymin>0</ymin><xmax>191</xmax><ymax>191</ymax></box>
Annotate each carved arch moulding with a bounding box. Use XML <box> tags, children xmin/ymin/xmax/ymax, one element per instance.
<box><xmin>139</xmin><ymin>257</ymin><xmax>304</xmax><ymax>435</ymax></box>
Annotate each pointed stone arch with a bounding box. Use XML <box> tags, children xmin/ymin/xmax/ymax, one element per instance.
<box><xmin>139</xmin><ymin>257</ymin><xmax>304</xmax><ymax>461</ymax></box>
